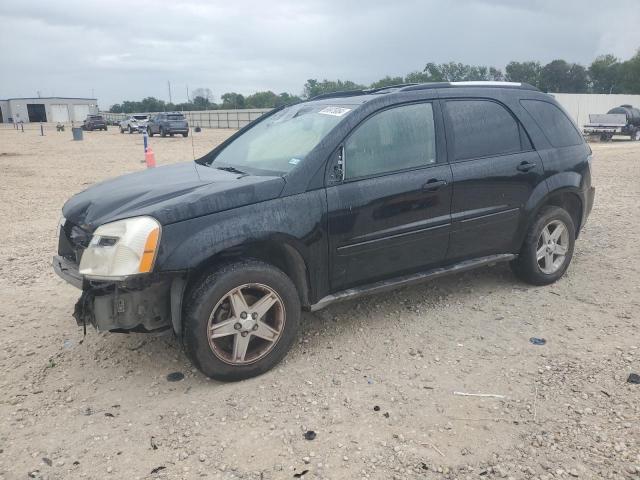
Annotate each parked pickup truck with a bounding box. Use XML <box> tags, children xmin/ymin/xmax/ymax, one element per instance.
<box><xmin>583</xmin><ymin>105</ymin><xmax>640</xmax><ymax>141</ymax></box>
<box><xmin>119</xmin><ymin>114</ymin><xmax>149</xmax><ymax>134</ymax></box>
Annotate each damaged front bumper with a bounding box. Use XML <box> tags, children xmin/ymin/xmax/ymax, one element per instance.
<box><xmin>53</xmin><ymin>255</ymin><xmax>185</xmax><ymax>333</ymax></box>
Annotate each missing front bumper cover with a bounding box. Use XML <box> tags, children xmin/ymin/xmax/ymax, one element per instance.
<box><xmin>73</xmin><ymin>282</ymin><xmax>172</xmax><ymax>333</ymax></box>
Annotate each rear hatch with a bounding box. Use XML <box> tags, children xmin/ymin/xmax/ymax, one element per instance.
<box><xmin>167</xmin><ymin>114</ymin><xmax>188</xmax><ymax>129</ymax></box>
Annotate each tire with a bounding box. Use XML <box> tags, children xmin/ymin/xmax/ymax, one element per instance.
<box><xmin>160</xmin><ymin>127</ymin><xmax>166</xmax><ymax>137</ymax></box>
<box><xmin>170</xmin><ymin>133</ymin><xmax>174</xmax><ymax>137</ymax></box>
<box><xmin>183</xmin><ymin>132</ymin><xmax>188</xmax><ymax>137</ymax></box>
<box><xmin>120</xmin><ymin>127</ymin><xmax>124</xmax><ymax>134</ymax></box>
<box><xmin>511</xmin><ymin>206</ymin><xmax>576</xmax><ymax>286</ymax></box>
<box><xmin>129</xmin><ymin>126</ymin><xmax>134</xmax><ymax>134</ymax></box>
<box><xmin>148</xmin><ymin>128</ymin><xmax>154</xmax><ymax>137</ymax></box>
<box><xmin>183</xmin><ymin>260</ymin><xmax>301</xmax><ymax>381</ymax></box>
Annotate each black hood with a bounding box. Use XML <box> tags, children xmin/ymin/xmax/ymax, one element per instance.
<box><xmin>62</xmin><ymin>162</ymin><xmax>285</xmax><ymax>230</ymax></box>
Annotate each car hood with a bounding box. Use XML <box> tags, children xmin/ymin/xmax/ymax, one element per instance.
<box><xmin>62</xmin><ymin>162</ymin><xmax>286</xmax><ymax>231</ymax></box>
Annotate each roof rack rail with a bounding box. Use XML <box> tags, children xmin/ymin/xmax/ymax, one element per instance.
<box><xmin>309</xmin><ymin>90</ymin><xmax>368</xmax><ymax>101</ymax></box>
<box><xmin>400</xmin><ymin>81</ymin><xmax>539</xmax><ymax>92</ymax></box>
<box><xmin>362</xmin><ymin>83</ymin><xmax>420</xmax><ymax>94</ymax></box>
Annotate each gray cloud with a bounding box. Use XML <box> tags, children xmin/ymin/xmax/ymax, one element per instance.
<box><xmin>1</xmin><ymin>0</ymin><xmax>638</xmax><ymax>107</ymax></box>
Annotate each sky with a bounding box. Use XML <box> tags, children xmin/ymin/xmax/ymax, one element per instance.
<box><xmin>1</xmin><ymin>0</ymin><xmax>639</xmax><ymax>108</ymax></box>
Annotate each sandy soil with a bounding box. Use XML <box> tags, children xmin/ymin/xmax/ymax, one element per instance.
<box><xmin>0</xmin><ymin>124</ymin><xmax>638</xmax><ymax>480</ymax></box>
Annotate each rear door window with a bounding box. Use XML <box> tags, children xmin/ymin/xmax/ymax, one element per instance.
<box><xmin>443</xmin><ymin>100</ymin><xmax>526</xmax><ymax>161</ymax></box>
<box><xmin>520</xmin><ymin>100</ymin><xmax>583</xmax><ymax>147</ymax></box>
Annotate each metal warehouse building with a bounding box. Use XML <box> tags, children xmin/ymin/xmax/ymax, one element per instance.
<box><xmin>0</xmin><ymin>97</ymin><xmax>98</xmax><ymax>123</ymax></box>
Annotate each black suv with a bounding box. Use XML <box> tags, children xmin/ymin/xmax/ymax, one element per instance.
<box><xmin>147</xmin><ymin>112</ymin><xmax>189</xmax><ymax>137</ymax></box>
<box><xmin>82</xmin><ymin>115</ymin><xmax>107</xmax><ymax>131</ymax></box>
<box><xmin>53</xmin><ymin>82</ymin><xmax>595</xmax><ymax>381</ymax></box>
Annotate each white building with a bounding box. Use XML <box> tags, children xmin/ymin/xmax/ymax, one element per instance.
<box><xmin>0</xmin><ymin>97</ymin><xmax>98</xmax><ymax>123</ymax></box>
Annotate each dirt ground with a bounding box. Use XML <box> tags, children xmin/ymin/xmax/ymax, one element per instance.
<box><xmin>0</xmin><ymin>124</ymin><xmax>638</xmax><ymax>480</ymax></box>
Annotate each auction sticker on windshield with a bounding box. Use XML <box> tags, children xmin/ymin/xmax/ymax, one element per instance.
<box><xmin>318</xmin><ymin>107</ymin><xmax>351</xmax><ymax>117</ymax></box>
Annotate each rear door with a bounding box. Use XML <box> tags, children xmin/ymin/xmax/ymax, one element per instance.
<box><xmin>442</xmin><ymin>98</ymin><xmax>544</xmax><ymax>261</ymax></box>
<box><xmin>326</xmin><ymin>101</ymin><xmax>452</xmax><ymax>290</ymax></box>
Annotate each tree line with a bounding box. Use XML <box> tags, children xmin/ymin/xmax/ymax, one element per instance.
<box><xmin>109</xmin><ymin>50</ymin><xmax>640</xmax><ymax>113</ymax></box>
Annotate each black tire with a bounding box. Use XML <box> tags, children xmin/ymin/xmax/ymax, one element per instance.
<box><xmin>148</xmin><ymin>128</ymin><xmax>154</xmax><ymax>137</ymax></box>
<box><xmin>511</xmin><ymin>206</ymin><xmax>576</xmax><ymax>286</ymax></box>
<box><xmin>183</xmin><ymin>260</ymin><xmax>301</xmax><ymax>381</ymax></box>
<box><xmin>170</xmin><ymin>133</ymin><xmax>174</xmax><ymax>137</ymax></box>
<box><xmin>160</xmin><ymin>127</ymin><xmax>166</xmax><ymax>137</ymax></box>
<box><xmin>120</xmin><ymin>127</ymin><xmax>124</xmax><ymax>134</ymax></box>
<box><xmin>182</xmin><ymin>132</ymin><xmax>188</xmax><ymax>137</ymax></box>
<box><xmin>129</xmin><ymin>126</ymin><xmax>134</xmax><ymax>134</ymax></box>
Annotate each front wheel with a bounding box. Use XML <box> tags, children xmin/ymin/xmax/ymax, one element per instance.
<box><xmin>148</xmin><ymin>128</ymin><xmax>154</xmax><ymax>137</ymax></box>
<box><xmin>511</xmin><ymin>206</ymin><xmax>575</xmax><ymax>286</ymax></box>
<box><xmin>182</xmin><ymin>132</ymin><xmax>188</xmax><ymax>137</ymax></box>
<box><xmin>120</xmin><ymin>126</ymin><xmax>124</xmax><ymax>134</ymax></box>
<box><xmin>160</xmin><ymin>127</ymin><xmax>166</xmax><ymax>137</ymax></box>
<box><xmin>183</xmin><ymin>260</ymin><xmax>301</xmax><ymax>381</ymax></box>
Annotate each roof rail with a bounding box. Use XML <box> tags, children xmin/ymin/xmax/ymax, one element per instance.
<box><xmin>400</xmin><ymin>81</ymin><xmax>539</xmax><ymax>92</ymax></box>
<box><xmin>309</xmin><ymin>90</ymin><xmax>368</xmax><ymax>101</ymax></box>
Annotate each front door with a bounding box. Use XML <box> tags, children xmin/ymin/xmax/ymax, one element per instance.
<box><xmin>441</xmin><ymin>98</ymin><xmax>545</xmax><ymax>261</ymax></box>
<box><xmin>327</xmin><ymin>102</ymin><xmax>452</xmax><ymax>291</ymax></box>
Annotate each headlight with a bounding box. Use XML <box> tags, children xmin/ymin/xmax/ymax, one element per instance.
<box><xmin>79</xmin><ymin>216</ymin><xmax>161</xmax><ymax>279</ymax></box>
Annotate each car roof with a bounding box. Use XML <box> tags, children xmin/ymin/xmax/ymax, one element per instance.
<box><xmin>307</xmin><ymin>81</ymin><xmax>540</xmax><ymax>104</ymax></box>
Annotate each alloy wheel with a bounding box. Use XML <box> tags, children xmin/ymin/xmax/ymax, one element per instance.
<box><xmin>207</xmin><ymin>283</ymin><xmax>286</xmax><ymax>365</ymax></box>
<box><xmin>536</xmin><ymin>220</ymin><xmax>569</xmax><ymax>274</ymax></box>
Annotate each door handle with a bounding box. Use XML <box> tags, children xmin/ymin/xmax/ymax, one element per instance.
<box><xmin>517</xmin><ymin>161</ymin><xmax>537</xmax><ymax>172</ymax></box>
<box><xmin>422</xmin><ymin>179</ymin><xmax>448</xmax><ymax>191</ymax></box>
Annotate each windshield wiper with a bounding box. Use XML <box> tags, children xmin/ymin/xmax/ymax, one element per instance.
<box><xmin>216</xmin><ymin>166</ymin><xmax>247</xmax><ymax>175</ymax></box>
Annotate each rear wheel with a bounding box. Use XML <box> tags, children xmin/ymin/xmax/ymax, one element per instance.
<box><xmin>183</xmin><ymin>132</ymin><xmax>189</xmax><ymax>137</ymax></box>
<box><xmin>511</xmin><ymin>206</ymin><xmax>575</xmax><ymax>285</ymax></box>
<box><xmin>148</xmin><ymin>127</ymin><xmax>154</xmax><ymax>137</ymax></box>
<box><xmin>170</xmin><ymin>133</ymin><xmax>174</xmax><ymax>137</ymax></box>
<box><xmin>119</xmin><ymin>126</ymin><xmax>124</xmax><ymax>133</ymax></box>
<box><xmin>183</xmin><ymin>260</ymin><xmax>301</xmax><ymax>381</ymax></box>
<box><xmin>160</xmin><ymin>127</ymin><xmax>167</xmax><ymax>137</ymax></box>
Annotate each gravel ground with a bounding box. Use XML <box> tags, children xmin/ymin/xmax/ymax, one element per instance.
<box><xmin>0</xmin><ymin>124</ymin><xmax>638</xmax><ymax>480</ymax></box>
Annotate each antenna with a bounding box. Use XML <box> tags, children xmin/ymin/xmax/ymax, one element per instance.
<box><xmin>190</xmin><ymin>120</ymin><xmax>196</xmax><ymax>161</ymax></box>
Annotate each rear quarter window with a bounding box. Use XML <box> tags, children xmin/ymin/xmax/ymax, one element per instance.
<box><xmin>520</xmin><ymin>99</ymin><xmax>583</xmax><ymax>148</ymax></box>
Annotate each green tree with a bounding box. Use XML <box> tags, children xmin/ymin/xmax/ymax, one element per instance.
<box><xmin>505</xmin><ymin>61</ymin><xmax>542</xmax><ymax>87</ymax></box>
<box><xmin>303</xmin><ymin>79</ymin><xmax>366</xmax><ymax>99</ymax></box>
<box><xmin>275</xmin><ymin>92</ymin><xmax>302</xmax><ymax>106</ymax></box>
<box><xmin>245</xmin><ymin>91</ymin><xmax>279</xmax><ymax>108</ymax></box>
<box><xmin>540</xmin><ymin>60</ymin><xmax>588</xmax><ymax>93</ymax></box>
<box><xmin>220</xmin><ymin>92</ymin><xmax>246</xmax><ymax>109</ymax></box>
<box><xmin>589</xmin><ymin>55</ymin><xmax>621</xmax><ymax>93</ymax></box>
<box><xmin>370</xmin><ymin>76</ymin><xmax>405</xmax><ymax>88</ymax></box>
<box><xmin>618</xmin><ymin>51</ymin><xmax>640</xmax><ymax>94</ymax></box>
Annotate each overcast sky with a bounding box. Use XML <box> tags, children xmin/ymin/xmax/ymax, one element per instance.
<box><xmin>1</xmin><ymin>0</ymin><xmax>639</xmax><ymax>108</ymax></box>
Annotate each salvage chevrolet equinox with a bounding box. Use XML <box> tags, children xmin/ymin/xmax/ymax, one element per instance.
<box><xmin>54</xmin><ymin>82</ymin><xmax>595</xmax><ymax>381</ymax></box>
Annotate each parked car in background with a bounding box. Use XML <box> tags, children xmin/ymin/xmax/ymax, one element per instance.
<box><xmin>54</xmin><ymin>82</ymin><xmax>595</xmax><ymax>381</ymax></box>
<box><xmin>120</xmin><ymin>114</ymin><xmax>149</xmax><ymax>134</ymax></box>
<box><xmin>147</xmin><ymin>112</ymin><xmax>189</xmax><ymax>137</ymax></box>
<box><xmin>81</xmin><ymin>115</ymin><xmax>107</xmax><ymax>131</ymax></box>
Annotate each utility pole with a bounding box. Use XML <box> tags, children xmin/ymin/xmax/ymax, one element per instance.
<box><xmin>168</xmin><ymin>81</ymin><xmax>173</xmax><ymax>104</ymax></box>
<box><xmin>186</xmin><ymin>85</ymin><xmax>190</xmax><ymax>103</ymax></box>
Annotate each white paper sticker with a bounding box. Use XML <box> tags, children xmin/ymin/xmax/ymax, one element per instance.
<box><xmin>318</xmin><ymin>106</ymin><xmax>352</xmax><ymax>117</ymax></box>
<box><xmin>289</xmin><ymin>158</ymin><xmax>302</xmax><ymax>165</ymax></box>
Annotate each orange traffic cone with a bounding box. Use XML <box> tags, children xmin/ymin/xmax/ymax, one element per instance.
<box><xmin>145</xmin><ymin>147</ymin><xmax>156</xmax><ymax>168</ymax></box>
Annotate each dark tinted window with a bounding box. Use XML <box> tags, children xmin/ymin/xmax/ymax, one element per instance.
<box><xmin>444</xmin><ymin>100</ymin><xmax>523</xmax><ymax>161</ymax></box>
<box><xmin>167</xmin><ymin>114</ymin><xmax>185</xmax><ymax>120</ymax></box>
<box><xmin>345</xmin><ymin>103</ymin><xmax>436</xmax><ymax>179</ymax></box>
<box><xmin>520</xmin><ymin>100</ymin><xmax>583</xmax><ymax>147</ymax></box>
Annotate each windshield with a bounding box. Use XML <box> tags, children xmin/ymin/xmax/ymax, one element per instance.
<box><xmin>210</xmin><ymin>103</ymin><xmax>352</xmax><ymax>174</ymax></box>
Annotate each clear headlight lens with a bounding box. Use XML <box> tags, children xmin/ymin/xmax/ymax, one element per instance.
<box><xmin>79</xmin><ymin>216</ymin><xmax>161</xmax><ymax>279</ymax></box>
